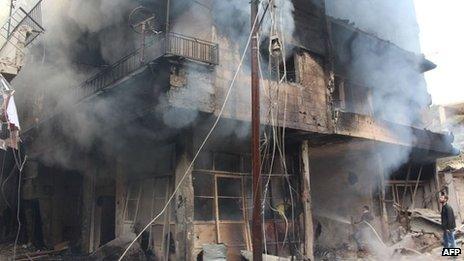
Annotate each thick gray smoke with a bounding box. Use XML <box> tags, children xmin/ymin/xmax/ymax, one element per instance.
<box><xmin>159</xmin><ymin>0</ymin><xmax>295</xmax><ymax>137</ymax></box>
<box><xmin>327</xmin><ymin>0</ymin><xmax>432</xmax><ymax>175</ymax></box>
<box><xmin>325</xmin><ymin>0</ymin><xmax>421</xmax><ymax>53</ymax></box>
<box><xmin>11</xmin><ymin>0</ymin><xmax>142</xmax><ymax>169</ymax></box>
<box><xmin>11</xmin><ymin>0</ymin><xmax>296</xmax><ymax>169</ymax></box>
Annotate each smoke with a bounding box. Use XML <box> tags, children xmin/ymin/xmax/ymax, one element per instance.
<box><xmin>165</xmin><ymin>0</ymin><xmax>295</xmax><ymax>133</ymax></box>
<box><xmin>10</xmin><ymin>0</ymin><xmax>142</xmax><ymax>169</ymax></box>
<box><xmin>9</xmin><ymin>0</ymin><xmax>297</xmax><ymax>170</ymax></box>
<box><xmin>327</xmin><ymin>0</ymin><xmax>433</xmax><ymax>175</ymax></box>
<box><xmin>325</xmin><ymin>0</ymin><xmax>421</xmax><ymax>53</ymax></box>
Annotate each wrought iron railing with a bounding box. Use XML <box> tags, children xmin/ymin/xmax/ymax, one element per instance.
<box><xmin>166</xmin><ymin>33</ymin><xmax>219</xmax><ymax>65</ymax></box>
<box><xmin>0</xmin><ymin>0</ymin><xmax>44</xmax><ymax>52</ymax></box>
<box><xmin>76</xmin><ymin>32</ymin><xmax>218</xmax><ymax>100</ymax></box>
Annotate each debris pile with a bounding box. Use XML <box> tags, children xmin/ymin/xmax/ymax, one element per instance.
<box><xmin>311</xmin><ymin>207</ymin><xmax>463</xmax><ymax>260</ymax></box>
<box><xmin>0</xmin><ymin>241</ymin><xmax>69</xmax><ymax>260</ymax></box>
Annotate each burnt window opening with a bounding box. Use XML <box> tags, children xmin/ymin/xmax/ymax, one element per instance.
<box><xmin>333</xmin><ymin>76</ymin><xmax>345</xmax><ymax>110</ymax></box>
<box><xmin>194</xmin><ymin>151</ymin><xmax>250</xmax><ymax>173</ymax></box>
<box><xmin>214</xmin><ymin>153</ymin><xmax>241</xmax><ymax>172</ymax></box>
<box><xmin>259</xmin><ymin>37</ymin><xmax>298</xmax><ymax>83</ymax></box>
<box><xmin>333</xmin><ymin>76</ymin><xmax>373</xmax><ymax>116</ymax></box>
<box><xmin>280</xmin><ymin>54</ymin><xmax>296</xmax><ymax>83</ymax></box>
<box><xmin>384</xmin><ymin>180</ymin><xmax>428</xmax><ymax>219</ymax></box>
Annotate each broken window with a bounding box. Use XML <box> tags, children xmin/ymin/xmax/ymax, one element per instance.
<box><xmin>123</xmin><ymin>177</ymin><xmax>175</xmax><ymax>260</ymax></box>
<box><xmin>214</xmin><ymin>152</ymin><xmax>241</xmax><ymax>172</ymax></box>
<box><xmin>193</xmin><ymin>173</ymin><xmax>214</xmax><ymax>221</ymax></box>
<box><xmin>124</xmin><ymin>182</ymin><xmax>141</xmax><ymax>222</ymax></box>
<box><xmin>259</xmin><ymin>37</ymin><xmax>298</xmax><ymax>83</ymax></box>
<box><xmin>333</xmin><ymin>76</ymin><xmax>374</xmax><ymax>116</ymax></box>
<box><xmin>196</xmin><ymin>151</ymin><xmax>250</xmax><ymax>173</ymax></box>
<box><xmin>192</xmin><ymin>152</ymin><xmax>302</xmax><ymax>259</ymax></box>
<box><xmin>195</xmin><ymin>151</ymin><xmax>213</xmax><ymax>170</ymax></box>
<box><xmin>280</xmin><ymin>54</ymin><xmax>296</xmax><ymax>83</ymax></box>
<box><xmin>217</xmin><ymin>177</ymin><xmax>244</xmax><ymax>221</ymax></box>
<box><xmin>193</xmin><ymin>172</ymin><xmax>248</xmax><ymax>260</ymax></box>
<box><xmin>385</xmin><ymin>180</ymin><xmax>427</xmax><ymax>224</ymax></box>
<box><xmin>333</xmin><ymin>76</ymin><xmax>346</xmax><ymax>109</ymax></box>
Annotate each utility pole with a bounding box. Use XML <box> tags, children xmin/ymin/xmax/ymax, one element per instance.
<box><xmin>251</xmin><ymin>1</ymin><xmax>262</xmax><ymax>261</ymax></box>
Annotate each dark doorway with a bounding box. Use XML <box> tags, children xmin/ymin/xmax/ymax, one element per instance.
<box><xmin>98</xmin><ymin>195</ymin><xmax>116</xmax><ymax>246</ymax></box>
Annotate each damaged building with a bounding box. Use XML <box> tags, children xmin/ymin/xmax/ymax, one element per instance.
<box><xmin>0</xmin><ymin>0</ymin><xmax>460</xmax><ymax>260</ymax></box>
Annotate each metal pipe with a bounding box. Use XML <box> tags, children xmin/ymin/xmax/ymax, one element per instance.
<box><xmin>165</xmin><ymin>0</ymin><xmax>170</xmax><ymax>33</ymax></box>
<box><xmin>251</xmin><ymin>0</ymin><xmax>262</xmax><ymax>260</ymax></box>
<box><xmin>7</xmin><ymin>0</ymin><xmax>14</xmax><ymax>36</ymax></box>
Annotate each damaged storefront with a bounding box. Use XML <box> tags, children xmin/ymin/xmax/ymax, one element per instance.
<box><xmin>0</xmin><ymin>0</ymin><xmax>461</xmax><ymax>260</ymax></box>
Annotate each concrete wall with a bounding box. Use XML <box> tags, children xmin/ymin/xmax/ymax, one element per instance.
<box><xmin>168</xmin><ymin>47</ymin><xmax>332</xmax><ymax>134</ymax></box>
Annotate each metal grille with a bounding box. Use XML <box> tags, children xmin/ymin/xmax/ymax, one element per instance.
<box><xmin>0</xmin><ymin>0</ymin><xmax>44</xmax><ymax>52</ymax></box>
<box><xmin>77</xmin><ymin>32</ymin><xmax>219</xmax><ymax>101</ymax></box>
<box><xmin>166</xmin><ymin>33</ymin><xmax>219</xmax><ymax>65</ymax></box>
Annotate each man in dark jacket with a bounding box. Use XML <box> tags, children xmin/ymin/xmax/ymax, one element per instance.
<box><xmin>440</xmin><ymin>194</ymin><xmax>457</xmax><ymax>248</ymax></box>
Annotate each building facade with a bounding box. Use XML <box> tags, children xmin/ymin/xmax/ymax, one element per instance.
<box><xmin>6</xmin><ymin>0</ymin><xmax>457</xmax><ymax>260</ymax></box>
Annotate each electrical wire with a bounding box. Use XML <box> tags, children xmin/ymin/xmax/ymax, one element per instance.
<box><xmin>13</xmin><ymin>153</ymin><xmax>27</xmax><ymax>260</ymax></box>
<box><xmin>0</xmin><ymin>150</ymin><xmax>6</xmax><ymax>200</ymax></box>
<box><xmin>259</xmin><ymin>0</ymin><xmax>302</xmax><ymax>256</ymax></box>
<box><xmin>118</xmin><ymin>7</ymin><xmax>263</xmax><ymax>260</ymax></box>
<box><xmin>1</xmin><ymin>164</ymin><xmax>16</xmax><ymax>208</ymax></box>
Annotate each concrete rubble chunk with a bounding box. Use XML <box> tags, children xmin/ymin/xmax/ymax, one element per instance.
<box><xmin>240</xmin><ymin>250</ymin><xmax>293</xmax><ymax>261</ymax></box>
<box><xmin>202</xmin><ymin>244</ymin><xmax>227</xmax><ymax>261</ymax></box>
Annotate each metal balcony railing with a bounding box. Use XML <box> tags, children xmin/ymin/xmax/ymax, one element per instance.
<box><xmin>166</xmin><ymin>33</ymin><xmax>219</xmax><ymax>65</ymax></box>
<box><xmin>76</xmin><ymin>32</ymin><xmax>219</xmax><ymax>100</ymax></box>
<box><xmin>0</xmin><ymin>0</ymin><xmax>44</xmax><ymax>52</ymax></box>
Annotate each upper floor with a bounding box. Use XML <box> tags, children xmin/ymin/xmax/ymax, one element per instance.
<box><xmin>12</xmin><ymin>0</ymin><xmax>455</xmax><ymax>156</ymax></box>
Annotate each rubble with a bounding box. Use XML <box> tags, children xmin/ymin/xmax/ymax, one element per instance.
<box><xmin>202</xmin><ymin>244</ymin><xmax>227</xmax><ymax>261</ymax></box>
<box><xmin>0</xmin><ymin>241</ymin><xmax>69</xmax><ymax>261</ymax></box>
<box><xmin>409</xmin><ymin>208</ymin><xmax>443</xmax><ymax>238</ymax></box>
<box><xmin>0</xmin><ymin>1</ymin><xmax>460</xmax><ymax>261</ymax></box>
<box><xmin>240</xmin><ymin>250</ymin><xmax>293</xmax><ymax>261</ymax></box>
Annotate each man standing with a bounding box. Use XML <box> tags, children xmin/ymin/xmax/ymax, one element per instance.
<box><xmin>353</xmin><ymin>206</ymin><xmax>374</xmax><ymax>253</ymax></box>
<box><xmin>440</xmin><ymin>194</ymin><xmax>457</xmax><ymax>248</ymax></box>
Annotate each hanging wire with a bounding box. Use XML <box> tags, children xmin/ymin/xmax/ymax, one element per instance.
<box><xmin>118</xmin><ymin>5</ymin><xmax>267</xmax><ymax>259</ymax></box>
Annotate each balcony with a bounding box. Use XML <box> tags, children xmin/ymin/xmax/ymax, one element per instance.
<box><xmin>75</xmin><ymin>32</ymin><xmax>219</xmax><ymax>100</ymax></box>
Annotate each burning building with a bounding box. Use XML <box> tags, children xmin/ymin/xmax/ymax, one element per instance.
<box><xmin>0</xmin><ymin>0</ymin><xmax>459</xmax><ymax>260</ymax></box>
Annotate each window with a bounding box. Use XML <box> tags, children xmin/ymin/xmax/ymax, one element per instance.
<box><xmin>192</xmin><ymin>152</ymin><xmax>303</xmax><ymax>259</ymax></box>
<box><xmin>195</xmin><ymin>151</ymin><xmax>251</xmax><ymax>173</ymax></box>
<box><xmin>333</xmin><ymin>76</ymin><xmax>373</xmax><ymax>116</ymax></box>
<box><xmin>259</xmin><ymin>37</ymin><xmax>298</xmax><ymax>83</ymax></box>
<box><xmin>193</xmin><ymin>172</ymin><xmax>248</xmax><ymax>260</ymax></box>
<box><xmin>124</xmin><ymin>182</ymin><xmax>141</xmax><ymax>222</ymax></box>
<box><xmin>280</xmin><ymin>55</ymin><xmax>296</xmax><ymax>83</ymax></box>
<box><xmin>123</xmin><ymin>177</ymin><xmax>175</xmax><ymax>260</ymax></box>
<box><xmin>193</xmin><ymin>174</ymin><xmax>214</xmax><ymax>221</ymax></box>
<box><xmin>385</xmin><ymin>181</ymin><xmax>427</xmax><ymax>223</ymax></box>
